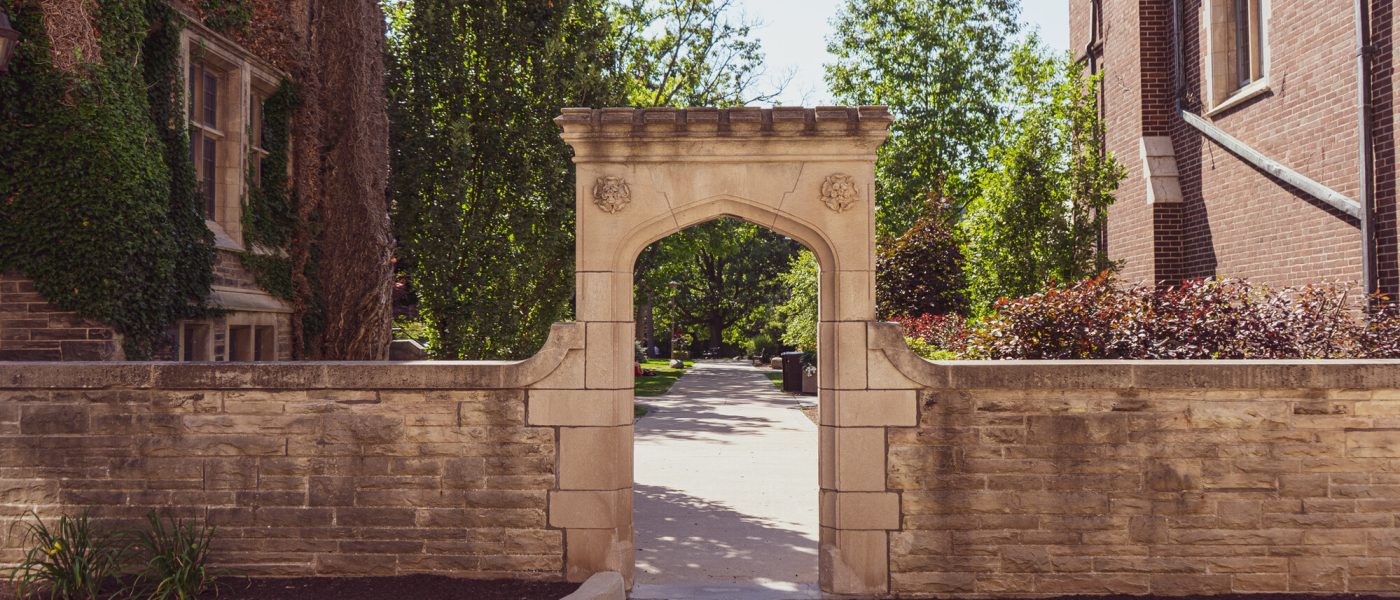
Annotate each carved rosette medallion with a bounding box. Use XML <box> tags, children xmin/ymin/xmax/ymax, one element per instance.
<box><xmin>820</xmin><ymin>173</ymin><xmax>858</xmax><ymax>213</ymax></box>
<box><xmin>592</xmin><ymin>176</ymin><xmax>632</xmax><ymax>214</ymax></box>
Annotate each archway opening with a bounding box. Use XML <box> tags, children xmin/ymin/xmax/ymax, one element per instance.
<box><xmin>628</xmin><ymin>216</ymin><xmax>822</xmax><ymax>599</ymax></box>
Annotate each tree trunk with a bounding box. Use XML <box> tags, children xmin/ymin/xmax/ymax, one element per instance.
<box><xmin>291</xmin><ymin>0</ymin><xmax>395</xmax><ymax>360</ymax></box>
<box><xmin>708</xmin><ymin>318</ymin><xmax>724</xmax><ymax>353</ymax></box>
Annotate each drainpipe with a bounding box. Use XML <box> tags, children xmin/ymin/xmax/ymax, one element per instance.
<box><xmin>1355</xmin><ymin>0</ymin><xmax>1378</xmax><ymax>295</ymax></box>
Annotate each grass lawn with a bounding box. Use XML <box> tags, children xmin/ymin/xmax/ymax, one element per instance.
<box><xmin>762</xmin><ymin>370</ymin><xmax>782</xmax><ymax>389</ymax></box>
<box><xmin>634</xmin><ymin>359</ymin><xmax>693</xmax><ymax>398</ymax></box>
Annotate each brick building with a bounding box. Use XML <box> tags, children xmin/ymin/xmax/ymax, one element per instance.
<box><xmin>1</xmin><ymin>4</ymin><xmax>302</xmax><ymax>361</ymax></box>
<box><xmin>1071</xmin><ymin>0</ymin><xmax>1399</xmax><ymax>295</ymax></box>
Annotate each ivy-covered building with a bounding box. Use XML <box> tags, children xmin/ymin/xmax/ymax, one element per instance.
<box><xmin>0</xmin><ymin>0</ymin><xmax>395</xmax><ymax>361</ymax></box>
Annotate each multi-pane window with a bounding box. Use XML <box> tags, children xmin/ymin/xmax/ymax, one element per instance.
<box><xmin>1233</xmin><ymin>0</ymin><xmax>1263</xmax><ymax>90</ymax></box>
<box><xmin>1208</xmin><ymin>0</ymin><xmax>1268</xmax><ymax>109</ymax></box>
<box><xmin>189</xmin><ymin>60</ymin><xmax>223</xmax><ymax>217</ymax></box>
<box><xmin>227</xmin><ymin>324</ymin><xmax>276</xmax><ymax>361</ymax></box>
<box><xmin>249</xmin><ymin>92</ymin><xmax>267</xmax><ymax>189</ymax></box>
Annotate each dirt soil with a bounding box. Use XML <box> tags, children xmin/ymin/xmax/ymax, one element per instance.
<box><xmin>1</xmin><ymin>576</ymin><xmax>578</xmax><ymax>600</ymax></box>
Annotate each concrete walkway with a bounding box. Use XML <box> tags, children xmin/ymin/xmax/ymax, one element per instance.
<box><xmin>631</xmin><ymin>361</ymin><xmax>820</xmax><ymax>600</ymax></box>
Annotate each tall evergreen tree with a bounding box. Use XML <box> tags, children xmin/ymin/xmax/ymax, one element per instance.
<box><xmin>386</xmin><ymin>0</ymin><xmax>622</xmax><ymax>359</ymax></box>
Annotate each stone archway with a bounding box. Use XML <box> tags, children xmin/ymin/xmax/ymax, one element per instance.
<box><xmin>541</xmin><ymin>106</ymin><xmax>914</xmax><ymax>596</ymax></box>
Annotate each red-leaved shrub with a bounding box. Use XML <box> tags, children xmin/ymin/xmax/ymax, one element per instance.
<box><xmin>895</xmin><ymin>274</ymin><xmax>1400</xmax><ymax>359</ymax></box>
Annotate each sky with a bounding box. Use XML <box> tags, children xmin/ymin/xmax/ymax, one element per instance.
<box><xmin>741</xmin><ymin>0</ymin><xmax>1070</xmax><ymax>107</ymax></box>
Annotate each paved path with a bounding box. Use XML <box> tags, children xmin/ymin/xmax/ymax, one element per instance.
<box><xmin>631</xmin><ymin>361</ymin><xmax>820</xmax><ymax>600</ymax></box>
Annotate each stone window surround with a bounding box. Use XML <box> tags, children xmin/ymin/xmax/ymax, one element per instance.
<box><xmin>175</xmin><ymin>312</ymin><xmax>279</xmax><ymax>362</ymax></box>
<box><xmin>180</xmin><ymin>21</ymin><xmax>285</xmax><ymax>252</ymax></box>
<box><xmin>224</xmin><ymin>312</ymin><xmax>279</xmax><ymax>362</ymax></box>
<box><xmin>1203</xmin><ymin>0</ymin><xmax>1271</xmax><ymax>116</ymax></box>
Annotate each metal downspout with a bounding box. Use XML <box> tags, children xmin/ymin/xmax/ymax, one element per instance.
<box><xmin>1356</xmin><ymin>0</ymin><xmax>1378</xmax><ymax>295</ymax></box>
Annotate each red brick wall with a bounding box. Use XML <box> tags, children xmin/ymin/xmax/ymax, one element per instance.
<box><xmin>1376</xmin><ymin>0</ymin><xmax>1400</xmax><ymax>296</ymax></box>
<box><xmin>1078</xmin><ymin>0</ymin><xmax>1389</xmax><ymax>291</ymax></box>
<box><xmin>0</xmin><ymin>273</ymin><xmax>122</xmax><ymax>361</ymax></box>
<box><xmin>1098</xmin><ymin>0</ymin><xmax>1159</xmax><ymax>285</ymax></box>
<box><xmin>1173</xmin><ymin>0</ymin><xmax>1362</xmax><ymax>287</ymax></box>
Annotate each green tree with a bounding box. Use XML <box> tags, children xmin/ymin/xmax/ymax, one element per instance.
<box><xmin>959</xmin><ymin>47</ymin><xmax>1125</xmax><ymax>314</ymax></box>
<box><xmin>637</xmin><ymin>219</ymin><xmax>799</xmax><ymax>352</ymax></box>
<box><xmin>386</xmin><ymin>0</ymin><xmax>622</xmax><ymax>359</ymax></box>
<box><xmin>610</xmin><ymin>0</ymin><xmax>785</xmax><ymax>106</ymax></box>
<box><xmin>617</xmin><ymin>0</ymin><xmax>794</xmax><ymax>353</ymax></box>
<box><xmin>777</xmin><ymin>250</ymin><xmax>819</xmax><ymax>351</ymax></box>
<box><xmin>826</xmin><ymin>0</ymin><xmax>1022</xmax><ymax>237</ymax></box>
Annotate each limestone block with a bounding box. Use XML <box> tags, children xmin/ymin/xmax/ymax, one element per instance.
<box><xmin>576</xmin><ymin>271</ymin><xmax>632</xmax><ymax>323</ymax></box>
<box><xmin>820</xmin><ymin>528</ymin><xmax>888</xmax><ymax>596</ymax></box>
<box><xmin>585</xmin><ymin>322</ymin><xmax>634</xmax><ymax>390</ymax></box>
<box><xmin>549</xmin><ymin>490</ymin><xmax>630</xmax><ymax>529</ymax></box>
<box><xmin>528</xmin><ymin>389</ymin><xmax>632</xmax><ymax>427</ymax></box>
<box><xmin>835</xmin><ymin>270</ymin><xmax>875</xmax><ymax>322</ymax></box>
<box><xmin>866</xmin><ymin>349</ymin><xmax>922</xmax><ymax>391</ymax></box>
<box><xmin>818</xmin><ymin>321</ymin><xmax>867</xmax><ymax>390</ymax></box>
<box><xmin>532</xmin><ymin>349</ymin><xmax>585</xmax><ymax>390</ymax></box>
<box><xmin>19</xmin><ymin>404</ymin><xmax>89</xmax><ymax>435</ymax></box>
<box><xmin>822</xmin><ymin>389</ymin><xmax>917</xmax><ymax>427</ymax></box>
<box><xmin>559</xmin><ymin>426</ymin><xmax>632</xmax><ymax>490</ymax></box>
<box><xmin>565</xmin><ymin>528</ymin><xmax>634</xmax><ymax>584</ymax></box>
<box><xmin>831</xmin><ymin>426</ymin><xmax>886</xmax><ymax>492</ymax></box>
<box><xmin>822</xmin><ymin>490</ymin><xmax>900</xmax><ymax>530</ymax></box>
<box><xmin>1347</xmin><ymin>429</ymin><xmax>1400</xmax><ymax>457</ymax></box>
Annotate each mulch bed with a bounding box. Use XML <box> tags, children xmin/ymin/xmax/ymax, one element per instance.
<box><xmin>0</xmin><ymin>576</ymin><xmax>578</xmax><ymax>600</ymax></box>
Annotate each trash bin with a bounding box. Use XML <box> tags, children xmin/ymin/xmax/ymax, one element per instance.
<box><xmin>780</xmin><ymin>352</ymin><xmax>805</xmax><ymax>393</ymax></box>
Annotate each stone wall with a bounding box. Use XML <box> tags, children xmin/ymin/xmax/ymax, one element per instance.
<box><xmin>1</xmin><ymin>272</ymin><xmax>122</xmax><ymax>361</ymax></box>
<box><xmin>0</xmin><ymin>323</ymin><xmax>585</xmax><ymax>580</ymax></box>
<box><xmin>870</xmin><ymin>325</ymin><xmax>1400</xmax><ymax>595</ymax></box>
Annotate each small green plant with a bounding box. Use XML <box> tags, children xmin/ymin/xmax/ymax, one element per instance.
<box><xmin>8</xmin><ymin>511</ymin><xmax>127</xmax><ymax>600</ymax></box>
<box><xmin>129</xmin><ymin>511</ymin><xmax>219</xmax><ymax>600</ymax></box>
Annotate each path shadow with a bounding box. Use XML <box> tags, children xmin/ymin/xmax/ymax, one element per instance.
<box><xmin>633</xmin><ymin>483</ymin><xmax>818</xmax><ymax>584</ymax></box>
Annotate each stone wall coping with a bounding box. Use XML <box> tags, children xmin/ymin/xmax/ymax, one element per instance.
<box><xmin>0</xmin><ymin>322</ymin><xmax>582</xmax><ymax>390</ymax></box>
<box><xmin>867</xmin><ymin>322</ymin><xmax>1400</xmax><ymax>390</ymax></box>
<box><xmin>554</xmin><ymin>106</ymin><xmax>894</xmax><ymax>137</ymax></box>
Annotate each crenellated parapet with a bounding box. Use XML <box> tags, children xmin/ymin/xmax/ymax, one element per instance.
<box><xmin>554</xmin><ymin>106</ymin><xmax>893</xmax><ymax>138</ymax></box>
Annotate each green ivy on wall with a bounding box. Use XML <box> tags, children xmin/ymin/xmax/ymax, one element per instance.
<box><xmin>0</xmin><ymin>0</ymin><xmax>216</xmax><ymax>359</ymax></box>
<box><xmin>200</xmin><ymin>0</ymin><xmax>252</xmax><ymax>34</ymax></box>
<box><xmin>239</xmin><ymin>80</ymin><xmax>298</xmax><ymax>301</ymax></box>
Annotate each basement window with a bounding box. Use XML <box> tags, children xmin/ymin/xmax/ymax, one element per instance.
<box><xmin>180</xmin><ymin>323</ymin><xmax>212</xmax><ymax>362</ymax></box>
<box><xmin>1207</xmin><ymin>0</ymin><xmax>1270</xmax><ymax>113</ymax></box>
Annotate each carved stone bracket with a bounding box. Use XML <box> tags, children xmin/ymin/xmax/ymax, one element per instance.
<box><xmin>593</xmin><ymin>176</ymin><xmax>631</xmax><ymax>213</ymax></box>
<box><xmin>821</xmin><ymin>173</ymin><xmax>858</xmax><ymax>213</ymax></box>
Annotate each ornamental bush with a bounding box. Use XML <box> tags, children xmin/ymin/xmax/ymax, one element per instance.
<box><xmin>876</xmin><ymin>199</ymin><xmax>966</xmax><ymax>319</ymax></box>
<box><xmin>897</xmin><ymin>274</ymin><xmax>1400</xmax><ymax>360</ymax></box>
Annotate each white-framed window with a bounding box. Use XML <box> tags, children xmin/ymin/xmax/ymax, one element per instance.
<box><xmin>181</xmin><ymin>27</ymin><xmax>284</xmax><ymax>249</ymax></box>
<box><xmin>1206</xmin><ymin>0</ymin><xmax>1270</xmax><ymax>113</ymax></box>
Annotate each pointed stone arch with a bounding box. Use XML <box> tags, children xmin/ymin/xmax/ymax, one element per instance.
<box><xmin>533</xmin><ymin>107</ymin><xmax>917</xmax><ymax>596</ymax></box>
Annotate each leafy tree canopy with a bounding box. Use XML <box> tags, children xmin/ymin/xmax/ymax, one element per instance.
<box><xmin>826</xmin><ymin>0</ymin><xmax>1023</xmax><ymax>238</ymax></box>
<box><xmin>959</xmin><ymin>46</ymin><xmax>1125</xmax><ymax>314</ymax></box>
<box><xmin>637</xmin><ymin>219</ymin><xmax>799</xmax><ymax>353</ymax></box>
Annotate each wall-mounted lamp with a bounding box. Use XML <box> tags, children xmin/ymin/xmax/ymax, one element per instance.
<box><xmin>0</xmin><ymin>9</ymin><xmax>19</xmax><ymax>73</ymax></box>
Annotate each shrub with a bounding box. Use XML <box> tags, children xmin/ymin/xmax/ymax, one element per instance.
<box><xmin>130</xmin><ymin>511</ymin><xmax>219</xmax><ymax>600</ymax></box>
<box><xmin>897</xmin><ymin>274</ymin><xmax>1400</xmax><ymax>360</ymax></box>
<box><xmin>7</xmin><ymin>511</ymin><xmax>127</xmax><ymax>600</ymax></box>
<box><xmin>876</xmin><ymin>199</ymin><xmax>966</xmax><ymax>319</ymax></box>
